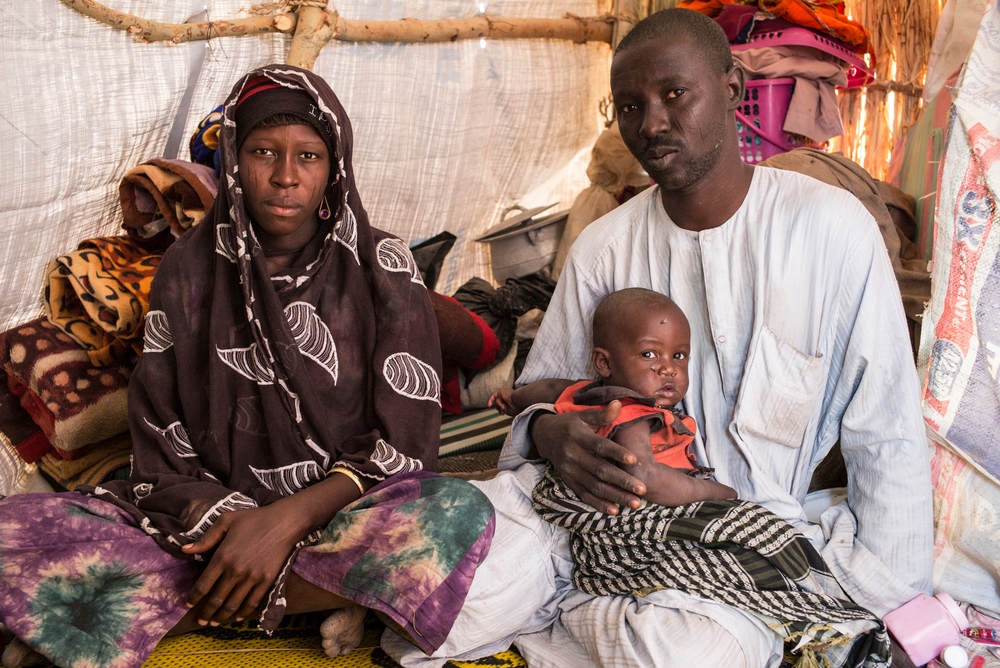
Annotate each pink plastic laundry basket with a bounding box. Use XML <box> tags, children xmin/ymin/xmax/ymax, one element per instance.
<box><xmin>730</xmin><ymin>26</ymin><xmax>875</xmax><ymax>88</ymax></box>
<box><xmin>736</xmin><ymin>78</ymin><xmax>805</xmax><ymax>164</ymax></box>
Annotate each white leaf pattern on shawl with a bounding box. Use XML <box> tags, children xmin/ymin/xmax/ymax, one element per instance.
<box><xmin>277</xmin><ymin>378</ymin><xmax>302</xmax><ymax>423</ymax></box>
<box><xmin>143</xmin><ymin>310</ymin><xmax>173</xmax><ymax>353</ymax></box>
<box><xmin>304</xmin><ymin>438</ymin><xmax>331</xmax><ymax>469</ymax></box>
<box><xmin>376</xmin><ymin>238</ymin><xmax>425</xmax><ymax>285</ymax></box>
<box><xmin>216</xmin><ymin>223</ymin><xmax>237</xmax><ymax>262</ymax></box>
<box><xmin>144</xmin><ymin>418</ymin><xmax>199</xmax><ymax>459</ymax></box>
<box><xmin>370</xmin><ymin>438</ymin><xmax>423</xmax><ymax>476</ymax></box>
<box><xmin>331</xmin><ymin>460</ymin><xmax>384</xmax><ymax>482</ymax></box>
<box><xmin>217</xmin><ymin>343</ymin><xmax>275</xmax><ymax>385</ymax></box>
<box><xmin>383</xmin><ymin>352</ymin><xmax>441</xmax><ymax>404</ymax></box>
<box><xmin>139</xmin><ymin>516</ymin><xmax>161</xmax><ymax>535</ymax></box>
<box><xmin>336</xmin><ymin>205</ymin><xmax>360</xmax><ymax>265</ymax></box>
<box><xmin>134</xmin><ymin>483</ymin><xmax>153</xmax><ymax>499</ymax></box>
<box><xmin>181</xmin><ymin>492</ymin><xmax>258</xmax><ymax>540</ymax></box>
<box><xmin>250</xmin><ymin>461</ymin><xmax>323</xmax><ymax>497</ymax></box>
<box><xmin>284</xmin><ymin>302</ymin><xmax>338</xmax><ymax>382</ymax></box>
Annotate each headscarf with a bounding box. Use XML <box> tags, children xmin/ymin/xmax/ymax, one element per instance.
<box><xmin>91</xmin><ymin>65</ymin><xmax>442</xmax><ymax>559</ymax></box>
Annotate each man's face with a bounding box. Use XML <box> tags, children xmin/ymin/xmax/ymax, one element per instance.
<box><xmin>611</xmin><ymin>36</ymin><xmax>732</xmax><ymax>192</ymax></box>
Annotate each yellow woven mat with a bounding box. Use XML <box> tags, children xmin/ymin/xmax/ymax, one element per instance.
<box><xmin>142</xmin><ymin>613</ymin><xmax>526</xmax><ymax>668</ymax></box>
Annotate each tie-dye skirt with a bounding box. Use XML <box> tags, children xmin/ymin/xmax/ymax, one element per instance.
<box><xmin>0</xmin><ymin>471</ymin><xmax>495</xmax><ymax>668</ymax></box>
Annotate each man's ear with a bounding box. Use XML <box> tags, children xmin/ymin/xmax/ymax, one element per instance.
<box><xmin>592</xmin><ymin>348</ymin><xmax>613</xmax><ymax>378</ymax></box>
<box><xmin>725</xmin><ymin>64</ymin><xmax>746</xmax><ymax>111</ymax></box>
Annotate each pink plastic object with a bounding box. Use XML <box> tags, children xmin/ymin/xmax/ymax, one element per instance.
<box><xmin>730</xmin><ymin>26</ymin><xmax>875</xmax><ymax>88</ymax></box>
<box><xmin>735</xmin><ymin>78</ymin><xmax>807</xmax><ymax>164</ymax></box>
<box><xmin>883</xmin><ymin>593</ymin><xmax>970</xmax><ymax>666</ymax></box>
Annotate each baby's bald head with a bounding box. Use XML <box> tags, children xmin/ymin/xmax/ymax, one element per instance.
<box><xmin>592</xmin><ymin>288</ymin><xmax>687</xmax><ymax>350</ymax></box>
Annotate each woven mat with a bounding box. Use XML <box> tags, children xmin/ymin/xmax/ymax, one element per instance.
<box><xmin>143</xmin><ymin>614</ymin><xmax>525</xmax><ymax>668</ymax></box>
<box><xmin>439</xmin><ymin>410</ymin><xmax>512</xmax><ymax>457</ymax></box>
<box><xmin>437</xmin><ymin>449</ymin><xmax>500</xmax><ymax>473</ymax></box>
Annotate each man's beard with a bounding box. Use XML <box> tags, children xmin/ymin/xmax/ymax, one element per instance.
<box><xmin>644</xmin><ymin>135</ymin><xmax>726</xmax><ymax>191</ymax></box>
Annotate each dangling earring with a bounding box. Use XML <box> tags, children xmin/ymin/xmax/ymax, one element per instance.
<box><xmin>318</xmin><ymin>195</ymin><xmax>331</xmax><ymax>220</ymax></box>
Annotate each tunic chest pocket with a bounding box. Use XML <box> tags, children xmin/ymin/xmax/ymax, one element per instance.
<box><xmin>734</xmin><ymin>325</ymin><xmax>824</xmax><ymax>449</ymax></box>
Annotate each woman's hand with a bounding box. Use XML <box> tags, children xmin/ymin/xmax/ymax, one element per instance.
<box><xmin>181</xmin><ymin>502</ymin><xmax>310</xmax><ymax>625</ymax></box>
<box><xmin>531</xmin><ymin>401</ymin><xmax>647</xmax><ymax>514</ymax></box>
<box><xmin>181</xmin><ymin>472</ymin><xmax>363</xmax><ymax>625</ymax></box>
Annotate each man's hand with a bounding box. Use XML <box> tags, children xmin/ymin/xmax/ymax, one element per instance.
<box><xmin>181</xmin><ymin>503</ymin><xmax>308</xmax><ymax>625</ymax></box>
<box><xmin>531</xmin><ymin>401</ymin><xmax>647</xmax><ymax>514</ymax></box>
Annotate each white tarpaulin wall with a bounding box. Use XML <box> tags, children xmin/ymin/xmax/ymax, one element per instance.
<box><xmin>0</xmin><ymin>0</ymin><xmax>613</xmax><ymax>332</ymax></box>
<box><xmin>918</xmin><ymin>2</ymin><xmax>1000</xmax><ymax>615</ymax></box>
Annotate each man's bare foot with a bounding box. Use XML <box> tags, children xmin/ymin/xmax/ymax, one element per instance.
<box><xmin>319</xmin><ymin>604</ymin><xmax>366</xmax><ymax>657</ymax></box>
<box><xmin>2</xmin><ymin>638</ymin><xmax>47</xmax><ymax>668</ymax></box>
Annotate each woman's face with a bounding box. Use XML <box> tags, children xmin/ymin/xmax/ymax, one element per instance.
<box><xmin>238</xmin><ymin>123</ymin><xmax>331</xmax><ymax>251</ymax></box>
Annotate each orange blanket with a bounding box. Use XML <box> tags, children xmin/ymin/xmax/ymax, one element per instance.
<box><xmin>45</xmin><ymin>236</ymin><xmax>161</xmax><ymax>366</ymax></box>
<box><xmin>678</xmin><ymin>0</ymin><xmax>874</xmax><ymax>61</ymax></box>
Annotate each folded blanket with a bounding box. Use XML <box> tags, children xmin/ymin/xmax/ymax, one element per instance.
<box><xmin>1</xmin><ymin>318</ymin><xmax>131</xmax><ymax>455</ymax></box>
<box><xmin>37</xmin><ymin>431</ymin><xmax>131</xmax><ymax>491</ymax></box>
<box><xmin>0</xmin><ymin>369</ymin><xmax>51</xmax><ymax>463</ymax></box>
<box><xmin>119</xmin><ymin>158</ymin><xmax>218</xmax><ymax>243</ymax></box>
<box><xmin>45</xmin><ymin>236</ymin><xmax>162</xmax><ymax>367</ymax></box>
<box><xmin>189</xmin><ymin>105</ymin><xmax>223</xmax><ymax>176</ymax></box>
<box><xmin>533</xmin><ymin>469</ymin><xmax>890</xmax><ymax>668</ymax></box>
<box><xmin>679</xmin><ymin>0</ymin><xmax>874</xmax><ymax>60</ymax></box>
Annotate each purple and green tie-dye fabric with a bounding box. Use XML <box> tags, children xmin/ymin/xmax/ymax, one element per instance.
<box><xmin>293</xmin><ymin>471</ymin><xmax>496</xmax><ymax>655</ymax></box>
<box><xmin>0</xmin><ymin>492</ymin><xmax>199</xmax><ymax>668</ymax></box>
<box><xmin>0</xmin><ymin>472</ymin><xmax>494</xmax><ymax>667</ymax></box>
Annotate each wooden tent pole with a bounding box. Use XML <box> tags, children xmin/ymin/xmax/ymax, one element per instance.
<box><xmin>286</xmin><ymin>5</ymin><xmax>335</xmax><ymax>70</ymax></box>
<box><xmin>57</xmin><ymin>0</ymin><xmax>614</xmax><ymax>47</ymax></box>
<box><xmin>331</xmin><ymin>14</ymin><xmax>614</xmax><ymax>44</ymax></box>
<box><xmin>58</xmin><ymin>0</ymin><xmax>288</xmax><ymax>43</ymax></box>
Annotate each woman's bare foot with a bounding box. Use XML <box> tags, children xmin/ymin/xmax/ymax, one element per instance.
<box><xmin>319</xmin><ymin>604</ymin><xmax>366</xmax><ymax>657</ymax></box>
<box><xmin>2</xmin><ymin>638</ymin><xmax>47</xmax><ymax>668</ymax></box>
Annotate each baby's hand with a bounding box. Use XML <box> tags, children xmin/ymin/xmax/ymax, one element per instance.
<box><xmin>488</xmin><ymin>387</ymin><xmax>519</xmax><ymax>416</ymax></box>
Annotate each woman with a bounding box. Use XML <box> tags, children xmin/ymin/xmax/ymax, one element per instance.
<box><xmin>0</xmin><ymin>65</ymin><xmax>495</xmax><ymax>668</ymax></box>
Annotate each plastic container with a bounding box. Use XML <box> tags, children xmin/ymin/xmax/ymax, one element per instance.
<box><xmin>735</xmin><ymin>78</ymin><xmax>807</xmax><ymax>164</ymax></box>
<box><xmin>939</xmin><ymin>645</ymin><xmax>970</xmax><ymax>668</ymax></box>
<box><xmin>883</xmin><ymin>593</ymin><xmax>970</xmax><ymax>666</ymax></box>
<box><xmin>475</xmin><ymin>205</ymin><xmax>567</xmax><ymax>283</ymax></box>
<box><xmin>730</xmin><ymin>26</ymin><xmax>875</xmax><ymax>88</ymax></box>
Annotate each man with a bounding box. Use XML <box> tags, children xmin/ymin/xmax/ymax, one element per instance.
<box><xmin>385</xmin><ymin>9</ymin><xmax>932</xmax><ymax>668</ymax></box>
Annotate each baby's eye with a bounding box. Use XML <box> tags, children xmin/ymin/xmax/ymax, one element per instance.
<box><xmin>674</xmin><ymin>352</ymin><xmax>687</xmax><ymax>360</ymax></box>
<box><xmin>640</xmin><ymin>351</ymin><xmax>656</xmax><ymax>359</ymax></box>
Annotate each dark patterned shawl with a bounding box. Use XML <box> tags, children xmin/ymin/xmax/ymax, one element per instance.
<box><xmin>90</xmin><ymin>65</ymin><xmax>442</xmax><ymax>554</ymax></box>
<box><xmin>533</xmin><ymin>469</ymin><xmax>891</xmax><ymax>668</ymax></box>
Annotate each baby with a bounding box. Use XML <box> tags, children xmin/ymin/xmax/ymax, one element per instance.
<box><xmin>489</xmin><ymin>288</ymin><xmax>736</xmax><ymax>507</ymax></box>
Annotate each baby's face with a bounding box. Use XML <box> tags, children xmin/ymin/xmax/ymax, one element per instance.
<box><xmin>603</xmin><ymin>308</ymin><xmax>690</xmax><ymax>407</ymax></box>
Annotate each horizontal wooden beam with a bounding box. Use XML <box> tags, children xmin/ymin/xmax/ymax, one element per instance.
<box><xmin>58</xmin><ymin>0</ymin><xmax>614</xmax><ymax>46</ymax></box>
<box><xmin>332</xmin><ymin>15</ymin><xmax>614</xmax><ymax>44</ymax></box>
<box><xmin>59</xmin><ymin>0</ymin><xmax>285</xmax><ymax>43</ymax></box>
<box><xmin>865</xmin><ymin>80</ymin><xmax>924</xmax><ymax>97</ymax></box>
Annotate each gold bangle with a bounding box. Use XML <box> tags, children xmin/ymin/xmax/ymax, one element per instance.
<box><xmin>329</xmin><ymin>466</ymin><xmax>366</xmax><ymax>496</ymax></box>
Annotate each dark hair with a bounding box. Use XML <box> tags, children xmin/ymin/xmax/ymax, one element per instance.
<box><xmin>592</xmin><ymin>288</ymin><xmax>687</xmax><ymax>349</ymax></box>
<box><xmin>615</xmin><ymin>8</ymin><xmax>733</xmax><ymax>75</ymax></box>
